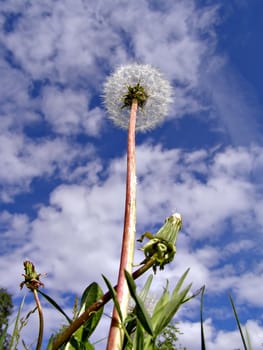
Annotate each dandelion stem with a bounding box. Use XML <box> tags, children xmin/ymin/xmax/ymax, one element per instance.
<box><xmin>33</xmin><ymin>289</ymin><xmax>44</xmax><ymax>350</ymax></box>
<box><xmin>106</xmin><ymin>99</ymin><xmax>138</xmax><ymax>350</ymax></box>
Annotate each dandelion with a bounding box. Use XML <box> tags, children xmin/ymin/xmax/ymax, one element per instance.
<box><xmin>103</xmin><ymin>64</ymin><xmax>172</xmax><ymax>349</ymax></box>
<box><xmin>103</xmin><ymin>63</ymin><xmax>172</xmax><ymax>132</ymax></box>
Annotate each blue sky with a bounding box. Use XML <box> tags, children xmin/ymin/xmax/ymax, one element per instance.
<box><xmin>0</xmin><ymin>0</ymin><xmax>263</xmax><ymax>349</ymax></box>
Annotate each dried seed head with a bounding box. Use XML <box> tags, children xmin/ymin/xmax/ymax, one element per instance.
<box><xmin>103</xmin><ymin>64</ymin><xmax>172</xmax><ymax>132</ymax></box>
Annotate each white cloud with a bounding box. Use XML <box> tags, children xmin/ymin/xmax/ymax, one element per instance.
<box><xmin>19</xmin><ymin>179</ymin><xmax>126</xmax><ymax>293</ymax></box>
<box><xmin>41</xmin><ymin>86</ymin><xmax>104</xmax><ymax>135</ymax></box>
<box><xmin>0</xmin><ymin>58</ymin><xmax>37</xmax><ymax>131</ymax></box>
<box><xmin>136</xmin><ymin>143</ymin><xmax>261</xmax><ymax>238</ymax></box>
<box><xmin>1</xmin><ymin>143</ymin><xmax>262</xmax><ymax>294</ymax></box>
<box><xmin>0</xmin><ymin>211</ymin><xmax>29</xmax><ymax>254</ymax></box>
<box><xmin>234</xmin><ymin>270</ymin><xmax>263</xmax><ymax>307</ymax></box>
<box><xmin>178</xmin><ymin>319</ymin><xmax>263</xmax><ymax>350</ymax></box>
<box><xmin>0</xmin><ymin>0</ymin><xmax>124</xmax><ymax>81</ymax></box>
<box><xmin>0</xmin><ymin>132</ymin><xmax>95</xmax><ymax>201</ymax></box>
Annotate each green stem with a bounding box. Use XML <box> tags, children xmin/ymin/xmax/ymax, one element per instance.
<box><xmin>33</xmin><ymin>289</ymin><xmax>44</xmax><ymax>350</ymax></box>
<box><xmin>52</xmin><ymin>258</ymin><xmax>155</xmax><ymax>350</ymax></box>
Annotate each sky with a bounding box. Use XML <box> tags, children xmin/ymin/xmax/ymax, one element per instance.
<box><xmin>0</xmin><ymin>0</ymin><xmax>263</xmax><ymax>349</ymax></box>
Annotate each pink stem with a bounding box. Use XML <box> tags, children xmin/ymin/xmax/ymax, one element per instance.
<box><xmin>106</xmin><ymin>100</ymin><xmax>138</xmax><ymax>349</ymax></box>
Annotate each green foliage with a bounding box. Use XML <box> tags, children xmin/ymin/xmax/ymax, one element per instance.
<box><xmin>0</xmin><ymin>324</ymin><xmax>9</xmax><ymax>350</ymax></box>
<box><xmin>122</xmin><ymin>269</ymin><xmax>195</xmax><ymax>349</ymax></box>
<box><xmin>0</xmin><ymin>288</ymin><xmax>13</xmax><ymax>324</ymax></box>
<box><xmin>75</xmin><ymin>283</ymin><xmax>104</xmax><ymax>343</ymax></box>
<box><xmin>0</xmin><ymin>288</ymin><xmax>13</xmax><ymax>350</ymax></box>
<box><xmin>151</xmin><ymin>269</ymin><xmax>192</xmax><ymax>337</ymax></box>
<box><xmin>125</xmin><ymin>271</ymin><xmax>154</xmax><ymax>337</ymax></box>
<box><xmin>48</xmin><ymin>282</ymin><xmax>104</xmax><ymax>349</ymax></box>
<box><xmin>6</xmin><ymin>295</ymin><xmax>29</xmax><ymax>350</ymax></box>
<box><xmin>156</xmin><ymin>323</ymin><xmax>186</xmax><ymax>350</ymax></box>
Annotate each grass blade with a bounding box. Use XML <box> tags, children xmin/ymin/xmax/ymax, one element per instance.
<box><xmin>0</xmin><ymin>323</ymin><xmax>8</xmax><ymax>348</ymax></box>
<box><xmin>124</xmin><ymin>270</ymin><xmax>153</xmax><ymax>336</ymax></box>
<box><xmin>200</xmin><ymin>286</ymin><xmax>206</xmax><ymax>350</ymax></box>
<box><xmin>38</xmin><ymin>290</ymin><xmax>72</xmax><ymax>324</ymax></box>
<box><xmin>139</xmin><ymin>274</ymin><xmax>153</xmax><ymax>302</ymax></box>
<box><xmin>171</xmin><ymin>268</ymin><xmax>190</xmax><ymax>297</ymax></box>
<box><xmin>102</xmin><ymin>274</ymin><xmax>123</xmax><ymax>322</ymax></box>
<box><xmin>229</xmin><ymin>295</ymin><xmax>248</xmax><ymax>350</ymax></box>
<box><xmin>245</xmin><ymin>327</ymin><xmax>253</xmax><ymax>350</ymax></box>
<box><xmin>9</xmin><ymin>295</ymin><xmax>26</xmax><ymax>350</ymax></box>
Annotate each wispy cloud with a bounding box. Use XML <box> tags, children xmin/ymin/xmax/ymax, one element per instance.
<box><xmin>0</xmin><ymin>134</ymin><xmax>95</xmax><ymax>201</ymax></box>
<box><xmin>203</xmin><ymin>61</ymin><xmax>263</xmax><ymax>146</ymax></box>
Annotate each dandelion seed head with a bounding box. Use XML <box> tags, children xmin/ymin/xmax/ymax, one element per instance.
<box><xmin>103</xmin><ymin>64</ymin><xmax>172</xmax><ymax>132</ymax></box>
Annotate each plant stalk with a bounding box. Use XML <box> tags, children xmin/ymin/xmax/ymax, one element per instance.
<box><xmin>33</xmin><ymin>289</ymin><xmax>44</xmax><ymax>350</ymax></box>
<box><xmin>106</xmin><ymin>99</ymin><xmax>138</xmax><ymax>349</ymax></box>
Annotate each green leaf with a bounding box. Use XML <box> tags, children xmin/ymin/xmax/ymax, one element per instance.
<box><xmin>134</xmin><ymin>321</ymin><xmax>145</xmax><ymax>350</ymax></box>
<box><xmin>151</xmin><ymin>281</ymin><xmax>170</xmax><ymax>322</ymax></box>
<box><xmin>124</xmin><ymin>270</ymin><xmax>153</xmax><ymax>336</ymax></box>
<box><xmin>65</xmin><ymin>336</ymin><xmax>94</xmax><ymax>350</ymax></box>
<box><xmin>46</xmin><ymin>335</ymin><xmax>55</xmax><ymax>350</ymax></box>
<box><xmin>79</xmin><ymin>283</ymin><xmax>102</xmax><ymax>315</ymax></box>
<box><xmin>9</xmin><ymin>295</ymin><xmax>26</xmax><ymax>350</ymax></box>
<box><xmin>0</xmin><ymin>323</ymin><xmax>8</xmax><ymax>348</ymax></box>
<box><xmin>79</xmin><ymin>283</ymin><xmax>104</xmax><ymax>341</ymax></box>
<box><xmin>123</xmin><ymin>274</ymin><xmax>154</xmax><ymax>349</ymax></box>
<box><xmin>21</xmin><ymin>339</ymin><xmax>30</xmax><ymax>350</ymax></box>
<box><xmin>38</xmin><ymin>290</ymin><xmax>72</xmax><ymax>324</ymax></box>
<box><xmin>68</xmin><ymin>283</ymin><xmax>104</xmax><ymax>344</ymax></box>
<box><xmin>139</xmin><ymin>274</ymin><xmax>153</xmax><ymax>302</ymax></box>
<box><xmin>153</xmin><ymin>283</ymin><xmax>192</xmax><ymax>336</ymax></box>
<box><xmin>200</xmin><ymin>286</ymin><xmax>206</xmax><ymax>350</ymax></box>
<box><xmin>64</xmin><ymin>283</ymin><xmax>104</xmax><ymax>349</ymax></box>
<box><xmin>171</xmin><ymin>268</ymin><xmax>190</xmax><ymax>298</ymax></box>
<box><xmin>102</xmin><ymin>274</ymin><xmax>123</xmax><ymax>322</ymax></box>
<box><xmin>68</xmin><ymin>336</ymin><xmax>79</xmax><ymax>349</ymax></box>
<box><xmin>150</xmin><ymin>269</ymin><xmax>192</xmax><ymax>335</ymax></box>
<box><xmin>84</xmin><ymin>341</ymin><xmax>95</xmax><ymax>350</ymax></box>
<box><xmin>182</xmin><ymin>286</ymin><xmax>204</xmax><ymax>304</ymax></box>
<box><xmin>229</xmin><ymin>295</ymin><xmax>248</xmax><ymax>350</ymax></box>
<box><xmin>122</xmin><ymin>314</ymin><xmax>137</xmax><ymax>350</ymax></box>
